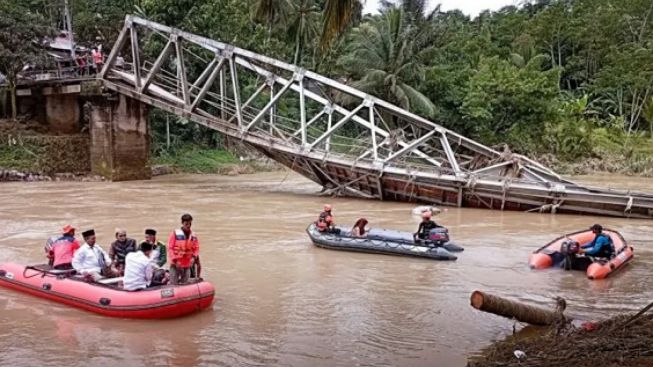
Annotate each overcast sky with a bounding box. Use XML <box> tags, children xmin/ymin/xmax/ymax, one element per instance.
<box><xmin>363</xmin><ymin>0</ymin><xmax>521</xmax><ymax>18</ymax></box>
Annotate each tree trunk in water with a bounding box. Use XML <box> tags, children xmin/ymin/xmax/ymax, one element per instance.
<box><xmin>470</xmin><ymin>290</ymin><xmax>567</xmax><ymax>326</ymax></box>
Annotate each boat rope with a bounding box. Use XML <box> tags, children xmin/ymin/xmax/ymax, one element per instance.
<box><xmin>526</xmin><ymin>200</ymin><xmax>564</xmax><ymax>214</ymax></box>
<box><xmin>23</xmin><ymin>266</ymin><xmax>52</xmax><ymax>279</ymax></box>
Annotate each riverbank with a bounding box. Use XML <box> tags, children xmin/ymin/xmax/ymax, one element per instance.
<box><xmin>468</xmin><ymin>311</ymin><xmax>653</xmax><ymax>367</ymax></box>
<box><xmin>540</xmin><ymin>152</ymin><xmax>653</xmax><ymax>177</ymax></box>
<box><xmin>0</xmin><ymin>119</ymin><xmax>281</xmax><ymax>180</ymax></box>
<box><xmin>151</xmin><ymin>145</ymin><xmax>280</xmax><ymax>175</ymax></box>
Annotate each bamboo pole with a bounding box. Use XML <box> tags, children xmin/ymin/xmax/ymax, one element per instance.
<box><xmin>470</xmin><ymin>290</ymin><xmax>567</xmax><ymax>326</ymax></box>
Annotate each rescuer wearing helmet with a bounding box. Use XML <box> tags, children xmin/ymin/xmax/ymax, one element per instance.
<box><xmin>45</xmin><ymin>224</ymin><xmax>81</xmax><ymax>270</ymax></box>
<box><xmin>316</xmin><ymin>204</ymin><xmax>340</xmax><ymax>234</ymax></box>
<box><xmin>413</xmin><ymin>211</ymin><xmax>441</xmax><ymax>243</ymax></box>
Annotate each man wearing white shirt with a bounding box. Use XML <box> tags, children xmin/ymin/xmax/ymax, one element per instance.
<box><xmin>72</xmin><ymin>229</ymin><xmax>113</xmax><ymax>282</ymax></box>
<box><xmin>123</xmin><ymin>242</ymin><xmax>156</xmax><ymax>291</ymax></box>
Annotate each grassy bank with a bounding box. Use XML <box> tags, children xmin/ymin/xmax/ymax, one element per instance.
<box><xmin>151</xmin><ymin>146</ymin><xmax>279</xmax><ymax>175</ymax></box>
<box><xmin>540</xmin><ymin>134</ymin><xmax>653</xmax><ymax>177</ymax></box>
<box><xmin>0</xmin><ymin>134</ymin><xmax>90</xmax><ymax>174</ymax></box>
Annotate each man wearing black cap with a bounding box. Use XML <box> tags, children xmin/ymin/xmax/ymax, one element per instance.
<box><xmin>580</xmin><ymin>224</ymin><xmax>615</xmax><ymax>258</ymax></box>
<box><xmin>140</xmin><ymin>229</ymin><xmax>167</xmax><ymax>267</ymax></box>
<box><xmin>72</xmin><ymin>229</ymin><xmax>114</xmax><ymax>282</ymax></box>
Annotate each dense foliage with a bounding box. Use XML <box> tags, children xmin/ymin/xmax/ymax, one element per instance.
<box><xmin>1</xmin><ymin>0</ymin><xmax>652</xmax><ymax>166</ymax></box>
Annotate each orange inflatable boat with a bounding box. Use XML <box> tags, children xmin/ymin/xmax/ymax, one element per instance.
<box><xmin>0</xmin><ymin>263</ymin><xmax>215</xmax><ymax>318</ymax></box>
<box><xmin>528</xmin><ymin>229</ymin><xmax>634</xmax><ymax>280</ymax></box>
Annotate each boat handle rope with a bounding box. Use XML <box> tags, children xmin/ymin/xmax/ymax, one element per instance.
<box><xmin>23</xmin><ymin>266</ymin><xmax>48</xmax><ymax>279</ymax></box>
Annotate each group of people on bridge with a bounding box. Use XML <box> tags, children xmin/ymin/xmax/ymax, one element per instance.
<box><xmin>45</xmin><ymin>214</ymin><xmax>200</xmax><ymax>291</ymax></box>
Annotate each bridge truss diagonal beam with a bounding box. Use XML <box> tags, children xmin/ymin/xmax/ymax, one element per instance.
<box><xmin>97</xmin><ymin>14</ymin><xmax>653</xmax><ymax>219</ymax></box>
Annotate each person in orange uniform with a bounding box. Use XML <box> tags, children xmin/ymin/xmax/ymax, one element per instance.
<box><xmin>316</xmin><ymin>204</ymin><xmax>340</xmax><ymax>234</ymax></box>
<box><xmin>45</xmin><ymin>225</ymin><xmax>81</xmax><ymax>270</ymax></box>
<box><xmin>167</xmin><ymin>213</ymin><xmax>200</xmax><ymax>285</ymax></box>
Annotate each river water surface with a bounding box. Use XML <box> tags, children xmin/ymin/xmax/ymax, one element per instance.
<box><xmin>0</xmin><ymin>172</ymin><xmax>651</xmax><ymax>366</ymax></box>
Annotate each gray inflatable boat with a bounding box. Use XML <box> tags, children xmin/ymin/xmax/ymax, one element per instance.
<box><xmin>306</xmin><ymin>223</ymin><xmax>463</xmax><ymax>260</ymax></box>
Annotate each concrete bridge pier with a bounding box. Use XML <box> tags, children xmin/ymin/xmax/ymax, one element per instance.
<box><xmin>89</xmin><ymin>94</ymin><xmax>150</xmax><ymax>181</ymax></box>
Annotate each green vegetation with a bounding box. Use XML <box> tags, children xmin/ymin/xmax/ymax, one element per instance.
<box><xmin>0</xmin><ymin>2</ymin><xmax>51</xmax><ymax>119</ymax></box>
<box><xmin>151</xmin><ymin>146</ymin><xmax>240</xmax><ymax>173</ymax></box>
<box><xmin>0</xmin><ymin>141</ymin><xmax>34</xmax><ymax>171</ymax></box>
<box><xmin>0</xmin><ymin>134</ymin><xmax>90</xmax><ymax>173</ymax></box>
<box><xmin>1</xmin><ymin>0</ymin><xmax>651</xmax><ymax>174</ymax></box>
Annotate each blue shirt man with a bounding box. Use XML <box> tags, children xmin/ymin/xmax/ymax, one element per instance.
<box><xmin>581</xmin><ymin>224</ymin><xmax>614</xmax><ymax>258</ymax></box>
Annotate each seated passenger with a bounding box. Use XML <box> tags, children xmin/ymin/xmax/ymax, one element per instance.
<box><xmin>316</xmin><ymin>204</ymin><xmax>341</xmax><ymax>234</ymax></box>
<box><xmin>351</xmin><ymin>218</ymin><xmax>368</xmax><ymax>237</ymax></box>
<box><xmin>140</xmin><ymin>229</ymin><xmax>167</xmax><ymax>267</ymax></box>
<box><xmin>413</xmin><ymin>211</ymin><xmax>441</xmax><ymax>242</ymax></box>
<box><xmin>45</xmin><ymin>224</ymin><xmax>81</xmax><ymax>270</ymax></box>
<box><xmin>72</xmin><ymin>229</ymin><xmax>114</xmax><ymax>282</ymax></box>
<box><xmin>109</xmin><ymin>229</ymin><xmax>138</xmax><ymax>276</ymax></box>
<box><xmin>123</xmin><ymin>242</ymin><xmax>156</xmax><ymax>291</ymax></box>
<box><xmin>580</xmin><ymin>224</ymin><xmax>615</xmax><ymax>258</ymax></box>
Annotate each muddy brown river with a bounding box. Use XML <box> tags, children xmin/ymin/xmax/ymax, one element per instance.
<box><xmin>0</xmin><ymin>172</ymin><xmax>651</xmax><ymax>366</ymax></box>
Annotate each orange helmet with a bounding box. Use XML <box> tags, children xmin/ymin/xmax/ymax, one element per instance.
<box><xmin>62</xmin><ymin>224</ymin><xmax>75</xmax><ymax>234</ymax></box>
<box><xmin>324</xmin><ymin>204</ymin><xmax>332</xmax><ymax>211</ymax></box>
<box><xmin>421</xmin><ymin>211</ymin><xmax>432</xmax><ymax>219</ymax></box>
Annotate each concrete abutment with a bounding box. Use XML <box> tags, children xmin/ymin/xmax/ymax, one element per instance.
<box><xmin>89</xmin><ymin>93</ymin><xmax>150</xmax><ymax>181</ymax></box>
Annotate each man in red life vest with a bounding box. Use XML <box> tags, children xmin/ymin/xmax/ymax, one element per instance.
<box><xmin>167</xmin><ymin>213</ymin><xmax>200</xmax><ymax>285</ymax></box>
<box><xmin>45</xmin><ymin>224</ymin><xmax>81</xmax><ymax>270</ymax></box>
<box><xmin>316</xmin><ymin>204</ymin><xmax>341</xmax><ymax>234</ymax></box>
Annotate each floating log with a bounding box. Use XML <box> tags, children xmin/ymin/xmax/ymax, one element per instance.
<box><xmin>470</xmin><ymin>290</ymin><xmax>567</xmax><ymax>326</ymax></box>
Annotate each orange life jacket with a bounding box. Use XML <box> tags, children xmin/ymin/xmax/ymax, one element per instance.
<box><xmin>316</xmin><ymin>211</ymin><xmax>334</xmax><ymax>232</ymax></box>
<box><xmin>167</xmin><ymin>229</ymin><xmax>199</xmax><ymax>268</ymax></box>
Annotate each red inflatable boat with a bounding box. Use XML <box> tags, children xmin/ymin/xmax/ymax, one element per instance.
<box><xmin>0</xmin><ymin>263</ymin><xmax>215</xmax><ymax>318</ymax></box>
<box><xmin>528</xmin><ymin>229</ymin><xmax>634</xmax><ymax>280</ymax></box>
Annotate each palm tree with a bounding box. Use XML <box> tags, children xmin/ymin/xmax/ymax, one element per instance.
<box><xmin>338</xmin><ymin>8</ymin><xmax>436</xmax><ymax>120</ymax></box>
<box><xmin>320</xmin><ymin>0</ymin><xmax>360</xmax><ymax>49</ymax></box>
<box><xmin>288</xmin><ymin>0</ymin><xmax>320</xmax><ymax>65</ymax></box>
<box><xmin>321</xmin><ymin>0</ymin><xmax>433</xmax><ymax>48</ymax></box>
<box><xmin>251</xmin><ymin>0</ymin><xmax>291</xmax><ymax>43</ymax></box>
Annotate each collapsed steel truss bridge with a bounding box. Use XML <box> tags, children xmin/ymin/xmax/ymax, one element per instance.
<box><xmin>98</xmin><ymin>15</ymin><xmax>653</xmax><ymax>218</ymax></box>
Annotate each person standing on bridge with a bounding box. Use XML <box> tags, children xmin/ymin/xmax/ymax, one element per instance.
<box><xmin>91</xmin><ymin>47</ymin><xmax>104</xmax><ymax>74</ymax></box>
<box><xmin>168</xmin><ymin>214</ymin><xmax>200</xmax><ymax>285</ymax></box>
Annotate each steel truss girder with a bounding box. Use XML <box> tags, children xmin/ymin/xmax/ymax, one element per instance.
<box><xmin>99</xmin><ymin>15</ymin><xmax>562</xmax><ymax>177</ymax></box>
<box><xmin>97</xmin><ymin>15</ymin><xmax>653</xmax><ymax>218</ymax></box>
